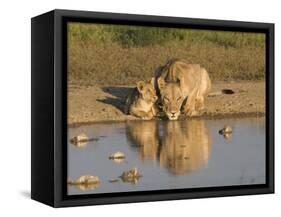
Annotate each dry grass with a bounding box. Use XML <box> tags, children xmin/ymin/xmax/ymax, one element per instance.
<box><xmin>67</xmin><ymin>23</ymin><xmax>265</xmax><ymax>85</ymax></box>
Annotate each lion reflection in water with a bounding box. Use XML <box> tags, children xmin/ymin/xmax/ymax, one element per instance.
<box><xmin>126</xmin><ymin>121</ymin><xmax>160</xmax><ymax>161</ymax></box>
<box><xmin>126</xmin><ymin>120</ymin><xmax>211</xmax><ymax>175</ymax></box>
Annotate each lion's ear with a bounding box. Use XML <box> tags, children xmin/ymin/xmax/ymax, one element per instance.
<box><xmin>157</xmin><ymin>77</ymin><xmax>166</xmax><ymax>92</ymax></box>
<box><xmin>136</xmin><ymin>81</ymin><xmax>145</xmax><ymax>93</ymax></box>
<box><xmin>150</xmin><ymin>77</ymin><xmax>155</xmax><ymax>87</ymax></box>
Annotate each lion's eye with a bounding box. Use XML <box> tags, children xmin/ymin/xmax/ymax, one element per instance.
<box><xmin>164</xmin><ymin>97</ymin><xmax>169</xmax><ymax>102</ymax></box>
<box><xmin>177</xmin><ymin>97</ymin><xmax>182</xmax><ymax>101</ymax></box>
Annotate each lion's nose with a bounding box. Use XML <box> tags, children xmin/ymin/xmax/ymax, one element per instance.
<box><xmin>171</xmin><ymin>112</ymin><xmax>176</xmax><ymax>116</ymax></box>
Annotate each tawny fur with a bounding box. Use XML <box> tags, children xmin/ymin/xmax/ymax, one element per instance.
<box><xmin>155</xmin><ymin>59</ymin><xmax>211</xmax><ymax>120</ymax></box>
<box><xmin>125</xmin><ymin>78</ymin><xmax>158</xmax><ymax>120</ymax></box>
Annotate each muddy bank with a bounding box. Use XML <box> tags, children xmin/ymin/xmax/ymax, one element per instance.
<box><xmin>68</xmin><ymin>81</ymin><xmax>265</xmax><ymax>125</ymax></box>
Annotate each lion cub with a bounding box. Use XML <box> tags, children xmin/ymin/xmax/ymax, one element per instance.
<box><xmin>125</xmin><ymin>78</ymin><xmax>158</xmax><ymax>120</ymax></box>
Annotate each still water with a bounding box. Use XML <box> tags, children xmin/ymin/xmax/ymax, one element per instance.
<box><xmin>68</xmin><ymin>117</ymin><xmax>265</xmax><ymax>195</ymax></box>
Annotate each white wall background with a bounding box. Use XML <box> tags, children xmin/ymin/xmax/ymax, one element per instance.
<box><xmin>0</xmin><ymin>0</ymin><xmax>279</xmax><ymax>215</ymax></box>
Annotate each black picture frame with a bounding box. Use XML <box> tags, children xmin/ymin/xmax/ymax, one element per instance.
<box><xmin>31</xmin><ymin>9</ymin><xmax>274</xmax><ymax>207</ymax></box>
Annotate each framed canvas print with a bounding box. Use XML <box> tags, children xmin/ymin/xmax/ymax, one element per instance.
<box><xmin>31</xmin><ymin>9</ymin><xmax>274</xmax><ymax>207</ymax></box>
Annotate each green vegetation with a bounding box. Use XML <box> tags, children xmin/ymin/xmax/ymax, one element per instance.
<box><xmin>68</xmin><ymin>22</ymin><xmax>265</xmax><ymax>85</ymax></box>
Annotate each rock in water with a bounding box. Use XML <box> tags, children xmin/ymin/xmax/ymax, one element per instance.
<box><xmin>223</xmin><ymin>133</ymin><xmax>232</xmax><ymax>139</ymax></box>
<box><xmin>219</xmin><ymin>125</ymin><xmax>232</xmax><ymax>139</ymax></box>
<box><xmin>67</xmin><ymin>177</ymin><xmax>74</xmax><ymax>185</ymax></box>
<box><xmin>68</xmin><ymin>175</ymin><xmax>100</xmax><ymax>191</ymax></box>
<box><xmin>76</xmin><ymin>175</ymin><xmax>100</xmax><ymax>184</ymax></box>
<box><xmin>70</xmin><ymin>133</ymin><xmax>89</xmax><ymax>147</ymax></box>
<box><xmin>120</xmin><ymin>167</ymin><xmax>142</xmax><ymax>184</ymax></box>
<box><xmin>109</xmin><ymin>151</ymin><xmax>126</xmax><ymax>163</ymax></box>
<box><xmin>219</xmin><ymin>125</ymin><xmax>232</xmax><ymax>134</ymax></box>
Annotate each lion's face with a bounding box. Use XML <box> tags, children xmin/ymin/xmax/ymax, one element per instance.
<box><xmin>158</xmin><ymin>78</ymin><xmax>184</xmax><ymax>120</ymax></box>
<box><xmin>137</xmin><ymin>79</ymin><xmax>158</xmax><ymax>103</ymax></box>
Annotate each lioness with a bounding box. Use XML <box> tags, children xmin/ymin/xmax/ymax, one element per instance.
<box><xmin>155</xmin><ymin>59</ymin><xmax>211</xmax><ymax>120</ymax></box>
<box><xmin>125</xmin><ymin>78</ymin><xmax>158</xmax><ymax>120</ymax></box>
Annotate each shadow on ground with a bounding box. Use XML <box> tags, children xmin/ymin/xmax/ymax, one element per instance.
<box><xmin>97</xmin><ymin>86</ymin><xmax>134</xmax><ymax>113</ymax></box>
<box><xmin>19</xmin><ymin>191</ymin><xmax>31</xmax><ymax>198</ymax></box>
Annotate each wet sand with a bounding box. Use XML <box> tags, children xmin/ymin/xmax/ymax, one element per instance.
<box><xmin>68</xmin><ymin>81</ymin><xmax>265</xmax><ymax>125</ymax></box>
